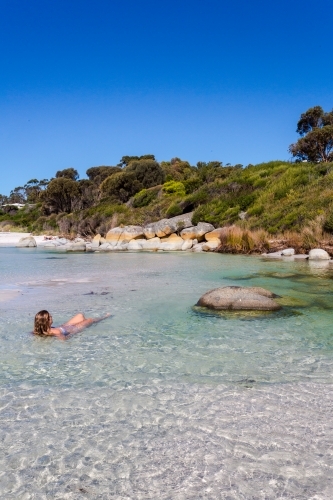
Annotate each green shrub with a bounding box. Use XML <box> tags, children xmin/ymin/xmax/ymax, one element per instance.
<box><xmin>247</xmin><ymin>204</ymin><xmax>264</xmax><ymax>216</ymax></box>
<box><xmin>162</xmin><ymin>181</ymin><xmax>186</xmax><ymax>197</ymax></box>
<box><xmin>166</xmin><ymin>202</ymin><xmax>183</xmax><ymax>217</ymax></box>
<box><xmin>133</xmin><ymin>187</ymin><xmax>160</xmax><ymax>208</ymax></box>
<box><xmin>183</xmin><ymin>177</ymin><xmax>201</xmax><ymax>194</ymax></box>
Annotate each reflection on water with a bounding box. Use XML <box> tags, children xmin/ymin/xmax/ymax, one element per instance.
<box><xmin>0</xmin><ymin>248</ymin><xmax>333</xmax><ymax>498</ymax></box>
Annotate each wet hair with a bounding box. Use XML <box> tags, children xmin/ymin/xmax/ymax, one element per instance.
<box><xmin>34</xmin><ymin>310</ymin><xmax>52</xmax><ymax>336</ymax></box>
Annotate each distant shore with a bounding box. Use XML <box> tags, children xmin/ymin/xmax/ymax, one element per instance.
<box><xmin>0</xmin><ymin>232</ymin><xmax>47</xmax><ymax>247</ymax></box>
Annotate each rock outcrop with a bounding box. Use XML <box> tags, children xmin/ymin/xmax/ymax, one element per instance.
<box><xmin>147</xmin><ymin>213</ymin><xmax>194</xmax><ymax>238</ymax></box>
<box><xmin>92</xmin><ymin>234</ymin><xmax>102</xmax><ymax>249</ymax></box>
<box><xmin>128</xmin><ymin>239</ymin><xmax>145</xmax><ymax>250</ymax></box>
<box><xmin>141</xmin><ymin>237</ymin><xmax>161</xmax><ymax>251</ymax></box>
<box><xmin>66</xmin><ymin>242</ymin><xmax>86</xmax><ymax>252</ymax></box>
<box><xmin>196</xmin><ymin>286</ymin><xmax>281</xmax><ymax>311</ymax></box>
<box><xmin>16</xmin><ymin>236</ymin><xmax>37</xmax><ymax>248</ymax></box>
<box><xmin>106</xmin><ymin>226</ymin><xmax>144</xmax><ymax>245</ymax></box>
<box><xmin>180</xmin><ymin>222</ymin><xmax>215</xmax><ymax>242</ymax></box>
<box><xmin>160</xmin><ymin>233</ymin><xmax>184</xmax><ymax>251</ymax></box>
<box><xmin>204</xmin><ymin>229</ymin><xmax>223</xmax><ymax>241</ymax></box>
<box><xmin>202</xmin><ymin>240</ymin><xmax>220</xmax><ymax>251</ymax></box>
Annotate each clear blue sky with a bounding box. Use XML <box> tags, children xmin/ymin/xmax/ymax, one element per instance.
<box><xmin>1</xmin><ymin>0</ymin><xmax>332</xmax><ymax>195</ymax></box>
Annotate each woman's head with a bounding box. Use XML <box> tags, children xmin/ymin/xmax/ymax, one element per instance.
<box><xmin>34</xmin><ymin>310</ymin><xmax>52</xmax><ymax>336</ymax></box>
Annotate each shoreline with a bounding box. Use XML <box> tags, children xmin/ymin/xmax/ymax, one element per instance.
<box><xmin>1</xmin><ymin>229</ymin><xmax>333</xmax><ymax>260</ymax></box>
<box><xmin>0</xmin><ymin>232</ymin><xmax>47</xmax><ymax>247</ymax></box>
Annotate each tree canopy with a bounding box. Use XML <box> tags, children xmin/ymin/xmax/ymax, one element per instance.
<box><xmin>56</xmin><ymin>168</ymin><xmax>79</xmax><ymax>181</ymax></box>
<box><xmin>100</xmin><ymin>159</ymin><xmax>165</xmax><ymax>202</ymax></box>
<box><xmin>289</xmin><ymin>106</ymin><xmax>333</xmax><ymax>162</ymax></box>
<box><xmin>41</xmin><ymin>177</ymin><xmax>81</xmax><ymax>214</ymax></box>
<box><xmin>118</xmin><ymin>154</ymin><xmax>155</xmax><ymax>167</ymax></box>
<box><xmin>86</xmin><ymin>166</ymin><xmax>121</xmax><ymax>184</ymax></box>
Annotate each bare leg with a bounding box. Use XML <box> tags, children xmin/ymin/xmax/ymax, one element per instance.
<box><xmin>64</xmin><ymin>314</ymin><xmax>111</xmax><ymax>334</ymax></box>
<box><xmin>63</xmin><ymin>313</ymin><xmax>86</xmax><ymax>326</ymax></box>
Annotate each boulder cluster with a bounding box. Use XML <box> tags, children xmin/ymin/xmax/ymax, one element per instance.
<box><xmin>262</xmin><ymin>248</ymin><xmax>332</xmax><ymax>261</ymax></box>
<box><xmin>17</xmin><ymin>213</ymin><xmax>223</xmax><ymax>253</ymax></box>
<box><xmin>94</xmin><ymin>214</ymin><xmax>221</xmax><ymax>252</ymax></box>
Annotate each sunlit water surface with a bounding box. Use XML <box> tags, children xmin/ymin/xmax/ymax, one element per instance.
<box><xmin>1</xmin><ymin>248</ymin><xmax>333</xmax><ymax>499</ymax></box>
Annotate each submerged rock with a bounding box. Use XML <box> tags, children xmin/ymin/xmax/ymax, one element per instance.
<box><xmin>196</xmin><ymin>286</ymin><xmax>281</xmax><ymax>311</ymax></box>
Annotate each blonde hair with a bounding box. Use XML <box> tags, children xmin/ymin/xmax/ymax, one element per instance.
<box><xmin>34</xmin><ymin>310</ymin><xmax>52</xmax><ymax>336</ymax></box>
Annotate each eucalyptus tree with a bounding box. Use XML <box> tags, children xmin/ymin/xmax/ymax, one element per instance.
<box><xmin>289</xmin><ymin>106</ymin><xmax>333</xmax><ymax>162</ymax></box>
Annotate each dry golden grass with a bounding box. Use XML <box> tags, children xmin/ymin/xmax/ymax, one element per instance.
<box><xmin>217</xmin><ymin>225</ymin><xmax>269</xmax><ymax>253</ymax></box>
<box><xmin>217</xmin><ymin>219</ymin><xmax>333</xmax><ymax>255</ymax></box>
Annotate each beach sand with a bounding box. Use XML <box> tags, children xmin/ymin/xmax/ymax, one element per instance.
<box><xmin>0</xmin><ymin>232</ymin><xmax>46</xmax><ymax>247</ymax></box>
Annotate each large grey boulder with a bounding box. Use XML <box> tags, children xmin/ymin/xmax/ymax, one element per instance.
<box><xmin>16</xmin><ymin>236</ymin><xmax>37</xmax><ymax>248</ymax></box>
<box><xmin>180</xmin><ymin>222</ymin><xmax>215</xmax><ymax>242</ymax></box>
<box><xmin>128</xmin><ymin>239</ymin><xmax>145</xmax><ymax>250</ymax></box>
<box><xmin>99</xmin><ymin>243</ymin><xmax>113</xmax><ymax>251</ymax></box>
<box><xmin>192</xmin><ymin>242</ymin><xmax>205</xmax><ymax>252</ymax></box>
<box><xmin>308</xmin><ymin>248</ymin><xmax>330</xmax><ymax>260</ymax></box>
<box><xmin>160</xmin><ymin>234</ymin><xmax>184</xmax><ymax>251</ymax></box>
<box><xmin>181</xmin><ymin>239</ymin><xmax>193</xmax><ymax>251</ymax></box>
<box><xmin>141</xmin><ymin>237</ymin><xmax>161</xmax><ymax>250</ymax></box>
<box><xmin>202</xmin><ymin>240</ymin><xmax>219</xmax><ymax>251</ymax></box>
<box><xmin>196</xmin><ymin>286</ymin><xmax>281</xmax><ymax>311</ymax></box>
<box><xmin>67</xmin><ymin>242</ymin><xmax>86</xmax><ymax>252</ymax></box>
<box><xmin>150</xmin><ymin>213</ymin><xmax>193</xmax><ymax>238</ymax></box>
<box><xmin>142</xmin><ymin>225</ymin><xmax>156</xmax><ymax>239</ymax></box>
<box><xmin>92</xmin><ymin>234</ymin><xmax>101</xmax><ymax>249</ymax></box>
<box><xmin>106</xmin><ymin>226</ymin><xmax>144</xmax><ymax>245</ymax></box>
<box><xmin>281</xmin><ymin>248</ymin><xmax>295</xmax><ymax>256</ymax></box>
<box><xmin>204</xmin><ymin>229</ymin><xmax>223</xmax><ymax>242</ymax></box>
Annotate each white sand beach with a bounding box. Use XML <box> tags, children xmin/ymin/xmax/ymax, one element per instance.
<box><xmin>0</xmin><ymin>232</ymin><xmax>46</xmax><ymax>247</ymax></box>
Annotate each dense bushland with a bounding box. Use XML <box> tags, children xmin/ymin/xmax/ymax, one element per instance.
<box><xmin>1</xmin><ymin>158</ymin><xmax>333</xmax><ymax>245</ymax></box>
<box><xmin>1</xmin><ymin>107</ymin><xmax>333</xmax><ymax>251</ymax></box>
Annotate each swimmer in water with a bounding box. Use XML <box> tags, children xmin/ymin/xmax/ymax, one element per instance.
<box><xmin>33</xmin><ymin>310</ymin><xmax>111</xmax><ymax>339</ymax></box>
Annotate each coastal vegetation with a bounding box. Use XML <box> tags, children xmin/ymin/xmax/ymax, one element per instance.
<box><xmin>1</xmin><ymin>107</ymin><xmax>333</xmax><ymax>253</ymax></box>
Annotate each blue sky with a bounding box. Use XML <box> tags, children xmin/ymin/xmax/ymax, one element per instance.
<box><xmin>1</xmin><ymin>0</ymin><xmax>332</xmax><ymax>194</ymax></box>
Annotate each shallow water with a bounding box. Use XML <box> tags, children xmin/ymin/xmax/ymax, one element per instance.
<box><xmin>1</xmin><ymin>249</ymin><xmax>333</xmax><ymax>498</ymax></box>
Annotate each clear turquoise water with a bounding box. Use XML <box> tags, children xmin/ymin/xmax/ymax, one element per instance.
<box><xmin>1</xmin><ymin>249</ymin><xmax>333</xmax><ymax>498</ymax></box>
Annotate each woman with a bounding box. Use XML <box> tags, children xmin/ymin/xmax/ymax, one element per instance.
<box><xmin>33</xmin><ymin>310</ymin><xmax>110</xmax><ymax>339</ymax></box>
